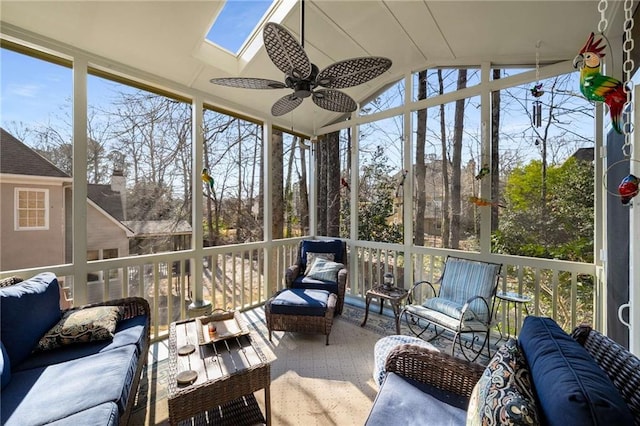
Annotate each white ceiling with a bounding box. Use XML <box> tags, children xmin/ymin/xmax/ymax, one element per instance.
<box><xmin>0</xmin><ymin>0</ymin><xmax>632</xmax><ymax>135</ymax></box>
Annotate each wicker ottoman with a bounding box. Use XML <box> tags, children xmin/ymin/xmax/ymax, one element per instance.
<box><xmin>265</xmin><ymin>288</ymin><xmax>337</xmax><ymax>345</ymax></box>
<box><xmin>373</xmin><ymin>335</ymin><xmax>438</xmax><ymax>387</ymax></box>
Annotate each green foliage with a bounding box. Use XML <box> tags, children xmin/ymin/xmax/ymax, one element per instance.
<box><xmin>356</xmin><ymin>146</ymin><xmax>403</xmax><ymax>243</ymax></box>
<box><xmin>494</xmin><ymin>157</ymin><xmax>594</xmax><ymax>263</ymax></box>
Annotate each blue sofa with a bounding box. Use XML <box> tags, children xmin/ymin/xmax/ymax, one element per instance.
<box><xmin>366</xmin><ymin>316</ymin><xmax>639</xmax><ymax>425</ymax></box>
<box><xmin>0</xmin><ymin>273</ymin><xmax>150</xmax><ymax>426</ymax></box>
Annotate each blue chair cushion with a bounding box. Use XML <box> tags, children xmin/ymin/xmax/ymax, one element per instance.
<box><xmin>1</xmin><ymin>344</ymin><xmax>138</xmax><ymax>425</ymax></box>
<box><xmin>519</xmin><ymin>316</ymin><xmax>634</xmax><ymax>426</ymax></box>
<box><xmin>300</xmin><ymin>239</ymin><xmax>344</xmax><ymax>270</ymax></box>
<box><xmin>0</xmin><ymin>272</ymin><xmax>61</xmax><ymax>367</ymax></box>
<box><xmin>423</xmin><ymin>297</ymin><xmax>471</xmax><ymax>321</ymax></box>
<box><xmin>0</xmin><ymin>341</ymin><xmax>10</xmax><ymax>389</ymax></box>
<box><xmin>292</xmin><ymin>275</ymin><xmax>339</xmax><ymax>295</ymax></box>
<box><xmin>269</xmin><ymin>289</ymin><xmax>330</xmax><ymax>316</ymax></box>
<box><xmin>438</xmin><ymin>258</ymin><xmax>500</xmax><ymax>322</ymax></box>
<box><xmin>365</xmin><ymin>372</ymin><xmax>467</xmax><ymax>425</ymax></box>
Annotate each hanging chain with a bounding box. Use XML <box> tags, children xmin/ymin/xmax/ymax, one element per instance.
<box><xmin>535</xmin><ymin>41</ymin><xmax>540</xmax><ymax>84</ymax></box>
<box><xmin>598</xmin><ymin>0</ymin><xmax>608</xmax><ymax>33</ymax></box>
<box><xmin>622</xmin><ymin>0</ymin><xmax>634</xmax><ymax>157</ymax></box>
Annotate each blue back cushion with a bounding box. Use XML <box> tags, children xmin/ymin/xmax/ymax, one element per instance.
<box><xmin>0</xmin><ymin>272</ymin><xmax>61</xmax><ymax>367</ymax></box>
<box><xmin>438</xmin><ymin>258</ymin><xmax>500</xmax><ymax>322</ymax></box>
<box><xmin>300</xmin><ymin>239</ymin><xmax>344</xmax><ymax>270</ymax></box>
<box><xmin>519</xmin><ymin>316</ymin><xmax>634</xmax><ymax>426</ymax></box>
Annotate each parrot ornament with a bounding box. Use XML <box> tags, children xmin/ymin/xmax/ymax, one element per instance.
<box><xmin>340</xmin><ymin>177</ymin><xmax>350</xmax><ymax>191</ymax></box>
<box><xmin>201</xmin><ymin>168</ymin><xmax>214</xmax><ymax>191</ymax></box>
<box><xmin>475</xmin><ymin>164</ymin><xmax>490</xmax><ymax>180</ymax></box>
<box><xmin>573</xmin><ymin>32</ymin><xmax>628</xmax><ymax>134</ymax></box>
<box><xmin>618</xmin><ymin>174</ymin><xmax>639</xmax><ymax>205</ymax></box>
<box><xmin>530</xmin><ymin>83</ymin><xmax>544</xmax><ymax>98</ymax></box>
<box><xmin>469</xmin><ymin>196</ymin><xmax>505</xmax><ymax>208</ymax></box>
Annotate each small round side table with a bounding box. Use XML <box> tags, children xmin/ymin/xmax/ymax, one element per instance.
<box><xmin>496</xmin><ymin>291</ymin><xmax>531</xmax><ymax>338</ymax></box>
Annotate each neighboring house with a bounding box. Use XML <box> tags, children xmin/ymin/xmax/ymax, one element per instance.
<box><xmin>0</xmin><ymin>128</ymin><xmax>132</xmax><ymax>271</ymax></box>
<box><xmin>123</xmin><ymin>220</ymin><xmax>192</xmax><ymax>254</ymax></box>
<box><xmin>0</xmin><ymin>128</ymin><xmax>70</xmax><ymax>270</ymax></box>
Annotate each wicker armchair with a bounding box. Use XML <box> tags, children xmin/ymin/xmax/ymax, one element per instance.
<box><xmin>285</xmin><ymin>239</ymin><xmax>347</xmax><ymax>315</ymax></box>
<box><xmin>366</xmin><ymin>324</ymin><xmax>640</xmax><ymax>425</ymax></box>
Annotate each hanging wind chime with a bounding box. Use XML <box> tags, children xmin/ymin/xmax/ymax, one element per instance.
<box><xmin>531</xmin><ymin>42</ymin><xmax>544</xmax><ymax>129</ymax></box>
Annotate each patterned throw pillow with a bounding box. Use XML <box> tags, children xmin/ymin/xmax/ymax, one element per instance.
<box><xmin>467</xmin><ymin>338</ymin><xmax>540</xmax><ymax>426</ymax></box>
<box><xmin>304</xmin><ymin>252</ymin><xmax>335</xmax><ymax>276</ymax></box>
<box><xmin>35</xmin><ymin>306</ymin><xmax>122</xmax><ymax>351</ymax></box>
<box><xmin>306</xmin><ymin>257</ymin><xmax>344</xmax><ymax>282</ymax></box>
<box><xmin>0</xmin><ymin>276</ymin><xmax>23</xmax><ymax>288</ymax></box>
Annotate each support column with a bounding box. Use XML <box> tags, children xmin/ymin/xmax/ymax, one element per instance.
<box><xmin>188</xmin><ymin>97</ymin><xmax>211</xmax><ymax>317</ymax></box>
<box><xmin>72</xmin><ymin>57</ymin><xmax>88</xmax><ymax>305</ymax></box>
<box><xmin>263</xmin><ymin>121</ymin><xmax>276</xmax><ymax>296</ymax></box>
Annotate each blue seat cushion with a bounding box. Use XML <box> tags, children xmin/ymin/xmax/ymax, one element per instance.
<box><xmin>269</xmin><ymin>289</ymin><xmax>330</xmax><ymax>316</ymax></box>
<box><xmin>1</xmin><ymin>345</ymin><xmax>138</xmax><ymax>425</ymax></box>
<box><xmin>0</xmin><ymin>272</ymin><xmax>61</xmax><ymax>367</ymax></box>
<box><xmin>365</xmin><ymin>372</ymin><xmax>467</xmax><ymax>425</ymax></box>
<box><xmin>46</xmin><ymin>402</ymin><xmax>119</xmax><ymax>426</ymax></box>
<box><xmin>15</xmin><ymin>315</ymin><xmax>147</xmax><ymax>371</ymax></box>
<box><xmin>519</xmin><ymin>316</ymin><xmax>634</xmax><ymax>426</ymax></box>
<box><xmin>292</xmin><ymin>275</ymin><xmax>339</xmax><ymax>295</ymax></box>
<box><xmin>300</xmin><ymin>239</ymin><xmax>344</xmax><ymax>271</ymax></box>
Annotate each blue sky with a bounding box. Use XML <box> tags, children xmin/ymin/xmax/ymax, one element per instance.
<box><xmin>206</xmin><ymin>0</ymin><xmax>273</xmax><ymax>53</ymax></box>
<box><xmin>1</xmin><ymin>1</ymin><xmax>271</xmax><ymax>132</ymax></box>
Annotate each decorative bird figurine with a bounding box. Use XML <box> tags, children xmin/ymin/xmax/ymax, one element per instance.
<box><xmin>395</xmin><ymin>170</ymin><xmax>409</xmax><ymax>197</ymax></box>
<box><xmin>530</xmin><ymin>83</ymin><xmax>544</xmax><ymax>98</ymax></box>
<box><xmin>340</xmin><ymin>177</ymin><xmax>350</xmax><ymax>191</ymax></box>
<box><xmin>469</xmin><ymin>196</ymin><xmax>505</xmax><ymax>208</ymax></box>
<box><xmin>201</xmin><ymin>168</ymin><xmax>214</xmax><ymax>191</ymax></box>
<box><xmin>573</xmin><ymin>32</ymin><xmax>628</xmax><ymax>134</ymax></box>
<box><xmin>475</xmin><ymin>164</ymin><xmax>490</xmax><ymax>180</ymax></box>
<box><xmin>618</xmin><ymin>174</ymin><xmax>639</xmax><ymax>205</ymax></box>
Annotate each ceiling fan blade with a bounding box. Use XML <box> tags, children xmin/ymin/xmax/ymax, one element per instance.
<box><xmin>312</xmin><ymin>89</ymin><xmax>357</xmax><ymax>113</ymax></box>
<box><xmin>316</xmin><ymin>57</ymin><xmax>392</xmax><ymax>89</ymax></box>
<box><xmin>271</xmin><ymin>94</ymin><xmax>303</xmax><ymax>116</ymax></box>
<box><xmin>210</xmin><ymin>77</ymin><xmax>286</xmax><ymax>90</ymax></box>
<box><xmin>263</xmin><ymin>22</ymin><xmax>312</xmax><ymax>79</ymax></box>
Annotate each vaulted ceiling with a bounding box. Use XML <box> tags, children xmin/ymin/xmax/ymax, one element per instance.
<box><xmin>0</xmin><ymin>1</ymin><xmax>633</xmax><ymax>135</ymax></box>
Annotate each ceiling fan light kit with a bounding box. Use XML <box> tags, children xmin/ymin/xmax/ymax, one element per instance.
<box><xmin>210</xmin><ymin>21</ymin><xmax>392</xmax><ymax>116</ymax></box>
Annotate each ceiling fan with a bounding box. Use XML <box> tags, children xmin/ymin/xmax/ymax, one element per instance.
<box><xmin>209</xmin><ymin>2</ymin><xmax>392</xmax><ymax>117</ymax></box>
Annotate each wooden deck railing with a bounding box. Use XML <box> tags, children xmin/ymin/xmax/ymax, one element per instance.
<box><xmin>1</xmin><ymin>238</ymin><xmax>598</xmax><ymax>341</ymax></box>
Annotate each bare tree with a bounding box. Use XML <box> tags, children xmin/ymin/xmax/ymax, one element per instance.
<box><xmin>414</xmin><ymin>70</ymin><xmax>427</xmax><ymax>246</ymax></box>
<box><xmin>450</xmin><ymin>70</ymin><xmax>467</xmax><ymax>249</ymax></box>
<box><xmin>272</xmin><ymin>130</ymin><xmax>284</xmax><ymax>239</ymax></box>
<box><xmin>438</xmin><ymin>70</ymin><xmax>451</xmax><ymax>248</ymax></box>
<box><xmin>326</xmin><ymin>131</ymin><xmax>340</xmax><ymax>237</ymax></box>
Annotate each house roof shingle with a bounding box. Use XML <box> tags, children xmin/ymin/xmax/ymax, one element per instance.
<box><xmin>0</xmin><ymin>128</ymin><xmax>69</xmax><ymax>178</ymax></box>
<box><xmin>87</xmin><ymin>184</ymin><xmax>125</xmax><ymax>221</ymax></box>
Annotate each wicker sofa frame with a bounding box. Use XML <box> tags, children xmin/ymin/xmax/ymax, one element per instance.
<box><xmin>1</xmin><ymin>273</ymin><xmax>150</xmax><ymax>426</ymax></box>
<box><xmin>375</xmin><ymin>324</ymin><xmax>639</xmax><ymax>424</ymax></box>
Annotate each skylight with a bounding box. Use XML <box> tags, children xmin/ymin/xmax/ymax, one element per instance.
<box><xmin>206</xmin><ymin>0</ymin><xmax>275</xmax><ymax>54</ymax></box>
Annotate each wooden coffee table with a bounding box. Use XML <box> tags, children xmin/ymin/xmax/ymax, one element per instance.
<box><xmin>167</xmin><ymin>310</ymin><xmax>271</xmax><ymax>425</ymax></box>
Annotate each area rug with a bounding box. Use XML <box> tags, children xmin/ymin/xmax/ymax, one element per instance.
<box><xmin>129</xmin><ymin>303</ymin><xmax>489</xmax><ymax>425</ymax></box>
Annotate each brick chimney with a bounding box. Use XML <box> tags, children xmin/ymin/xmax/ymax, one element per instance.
<box><xmin>110</xmin><ymin>153</ymin><xmax>127</xmax><ymax>220</ymax></box>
